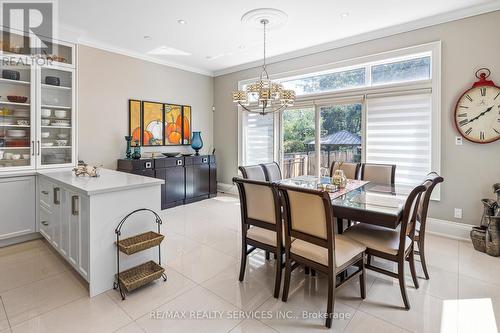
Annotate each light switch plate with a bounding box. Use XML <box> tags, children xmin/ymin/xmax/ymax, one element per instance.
<box><xmin>454</xmin><ymin>208</ymin><xmax>463</xmax><ymax>219</ymax></box>
<box><xmin>455</xmin><ymin>136</ymin><xmax>463</xmax><ymax>145</ymax></box>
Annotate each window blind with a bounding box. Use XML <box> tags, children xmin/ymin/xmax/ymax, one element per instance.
<box><xmin>365</xmin><ymin>92</ymin><xmax>432</xmax><ymax>185</ymax></box>
<box><xmin>241</xmin><ymin>111</ymin><xmax>274</xmax><ymax>165</ymax></box>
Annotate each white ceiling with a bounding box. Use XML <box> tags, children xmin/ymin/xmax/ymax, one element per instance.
<box><xmin>57</xmin><ymin>0</ymin><xmax>500</xmax><ymax>76</ymax></box>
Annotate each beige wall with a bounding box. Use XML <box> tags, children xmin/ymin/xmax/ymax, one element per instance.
<box><xmin>214</xmin><ymin>10</ymin><xmax>500</xmax><ymax>225</ymax></box>
<box><xmin>77</xmin><ymin>45</ymin><xmax>214</xmax><ymax>169</ymax></box>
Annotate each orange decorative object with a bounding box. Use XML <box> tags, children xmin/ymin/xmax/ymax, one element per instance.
<box><xmin>176</xmin><ymin>115</ymin><xmax>190</xmax><ymax>140</ymax></box>
<box><xmin>167</xmin><ymin>131</ymin><xmax>182</xmax><ymax>144</ymax></box>
<box><xmin>131</xmin><ymin>127</ymin><xmax>141</xmax><ymax>142</ymax></box>
<box><xmin>142</xmin><ymin>130</ymin><xmax>153</xmax><ymax>145</ymax></box>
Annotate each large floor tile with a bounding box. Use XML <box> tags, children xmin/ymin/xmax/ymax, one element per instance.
<box><xmin>106</xmin><ymin>266</ymin><xmax>196</xmax><ymax>319</ymax></box>
<box><xmin>136</xmin><ymin>286</ymin><xmax>241</xmax><ymax>333</ymax></box>
<box><xmin>0</xmin><ymin>246</ymin><xmax>67</xmax><ymax>293</ymax></box>
<box><xmin>1</xmin><ymin>271</ymin><xmax>87</xmax><ymax>326</ymax></box>
<box><xmin>201</xmin><ymin>264</ymin><xmax>274</xmax><ymax>311</ymax></box>
<box><xmin>456</xmin><ymin>297</ymin><xmax>499</xmax><ymax>333</ymax></box>
<box><xmin>161</xmin><ymin>232</ymin><xmax>202</xmax><ymax>264</ymax></box>
<box><xmin>228</xmin><ymin>319</ymin><xmax>278</xmax><ymax>333</ymax></box>
<box><xmin>114</xmin><ymin>322</ymin><xmax>145</xmax><ymax>333</ymax></box>
<box><xmin>168</xmin><ymin>244</ymin><xmax>236</xmax><ymax>283</ymax></box>
<box><xmin>458</xmin><ymin>241</ymin><xmax>500</xmax><ymax>285</ymax></box>
<box><xmin>10</xmin><ymin>294</ymin><xmax>131</xmax><ymax>333</ymax></box>
<box><xmin>421</xmin><ymin>234</ymin><xmax>459</xmax><ymax>273</ymax></box>
<box><xmin>405</xmin><ymin>262</ymin><xmax>459</xmax><ymax>300</ymax></box>
<box><xmin>344</xmin><ymin>310</ymin><xmax>411</xmax><ymax>333</ymax></box>
<box><xmin>0</xmin><ymin>297</ymin><xmax>9</xmax><ymax>332</ymax></box>
<box><xmin>358</xmin><ymin>277</ymin><xmax>457</xmax><ymax>333</ymax></box>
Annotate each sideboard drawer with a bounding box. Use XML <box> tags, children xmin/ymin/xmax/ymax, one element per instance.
<box><xmin>154</xmin><ymin>157</ymin><xmax>183</xmax><ymax>169</ymax></box>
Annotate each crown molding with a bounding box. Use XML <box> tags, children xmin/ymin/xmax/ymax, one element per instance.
<box><xmin>77</xmin><ymin>38</ymin><xmax>214</xmax><ymax>77</ymax></box>
<box><xmin>214</xmin><ymin>3</ymin><xmax>500</xmax><ymax>77</ymax></box>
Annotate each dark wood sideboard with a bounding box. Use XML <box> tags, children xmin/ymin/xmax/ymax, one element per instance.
<box><xmin>117</xmin><ymin>155</ymin><xmax>217</xmax><ymax>210</ymax></box>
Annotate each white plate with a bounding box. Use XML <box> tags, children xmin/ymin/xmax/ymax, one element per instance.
<box><xmin>41</xmin><ymin>142</ymin><xmax>54</xmax><ymax>147</ymax></box>
<box><xmin>7</xmin><ymin>129</ymin><xmax>27</xmax><ymax>137</ymax></box>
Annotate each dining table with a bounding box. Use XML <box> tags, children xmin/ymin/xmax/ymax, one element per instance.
<box><xmin>277</xmin><ymin>175</ymin><xmax>415</xmax><ymax>234</ymax></box>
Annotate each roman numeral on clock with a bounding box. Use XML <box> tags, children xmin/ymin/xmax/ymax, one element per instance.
<box><xmin>457</xmin><ymin>113</ymin><xmax>467</xmax><ymax>117</ymax></box>
<box><xmin>465</xmin><ymin>94</ymin><xmax>473</xmax><ymax>102</ymax></box>
<box><xmin>459</xmin><ymin>119</ymin><xmax>469</xmax><ymax>127</ymax></box>
<box><xmin>480</xmin><ymin>88</ymin><xmax>487</xmax><ymax>96</ymax></box>
<box><xmin>494</xmin><ymin>128</ymin><xmax>500</xmax><ymax>135</ymax></box>
<box><xmin>459</xmin><ymin>106</ymin><xmax>469</xmax><ymax>109</ymax></box>
<box><xmin>465</xmin><ymin>127</ymin><xmax>472</xmax><ymax>135</ymax></box>
<box><xmin>480</xmin><ymin>131</ymin><xmax>485</xmax><ymax>141</ymax></box>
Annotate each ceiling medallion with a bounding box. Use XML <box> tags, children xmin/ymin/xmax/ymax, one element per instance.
<box><xmin>232</xmin><ymin>9</ymin><xmax>295</xmax><ymax>115</ymax></box>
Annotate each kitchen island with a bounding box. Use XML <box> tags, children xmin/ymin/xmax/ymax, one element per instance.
<box><xmin>37</xmin><ymin>168</ymin><xmax>164</xmax><ymax>297</ymax></box>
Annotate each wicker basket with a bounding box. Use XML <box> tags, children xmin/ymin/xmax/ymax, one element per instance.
<box><xmin>470</xmin><ymin>226</ymin><xmax>486</xmax><ymax>253</ymax></box>
<box><xmin>118</xmin><ymin>260</ymin><xmax>165</xmax><ymax>292</ymax></box>
<box><xmin>117</xmin><ymin>231</ymin><xmax>164</xmax><ymax>255</ymax></box>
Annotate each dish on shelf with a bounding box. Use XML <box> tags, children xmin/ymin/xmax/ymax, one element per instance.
<box><xmin>56</xmin><ymin>133</ymin><xmax>68</xmax><ymax>139</ymax></box>
<box><xmin>11</xmin><ymin>154</ymin><xmax>20</xmax><ymax>160</ymax></box>
<box><xmin>45</xmin><ymin>76</ymin><xmax>60</xmax><ymax>86</ymax></box>
<box><xmin>7</xmin><ymin>96</ymin><xmax>28</xmax><ymax>103</ymax></box>
<box><xmin>16</xmin><ymin>119</ymin><xmax>29</xmax><ymax>126</ymax></box>
<box><xmin>13</xmin><ymin>109</ymin><xmax>29</xmax><ymax>117</ymax></box>
<box><xmin>41</xmin><ymin>119</ymin><xmax>50</xmax><ymax>126</ymax></box>
<box><xmin>54</xmin><ymin>110</ymin><xmax>67</xmax><ymax>118</ymax></box>
<box><xmin>6</xmin><ymin>139</ymin><xmax>29</xmax><ymax>147</ymax></box>
<box><xmin>55</xmin><ymin>139</ymin><xmax>67</xmax><ymax>146</ymax></box>
<box><xmin>6</xmin><ymin>129</ymin><xmax>26</xmax><ymax>137</ymax></box>
<box><xmin>0</xmin><ymin>151</ymin><xmax>3</xmax><ymax>159</ymax></box>
<box><xmin>162</xmin><ymin>152</ymin><xmax>180</xmax><ymax>157</ymax></box>
<box><xmin>41</xmin><ymin>132</ymin><xmax>50</xmax><ymax>138</ymax></box>
<box><xmin>44</xmin><ymin>55</ymin><xmax>67</xmax><ymax>63</ymax></box>
<box><xmin>2</xmin><ymin>70</ymin><xmax>20</xmax><ymax>81</ymax></box>
<box><xmin>41</xmin><ymin>142</ymin><xmax>54</xmax><ymax>147</ymax></box>
<box><xmin>0</xmin><ymin>108</ymin><xmax>12</xmax><ymax>116</ymax></box>
<box><xmin>4</xmin><ymin>153</ymin><xmax>12</xmax><ymax>160</ymax></box>
<box><xmin>41</xmin><ymin>109</ymin><xmax>51</xmax><ymax>117</ymax></box>
<box><xmin>22</xmin><ymin>154</ymin><xmax>30</xmax><ymax>160</ymax></box>
<box><xmin>0</xmin><ymin>118</ymin><xmax>14</xmax><ymax>125</ymax></box>
<box><xmin>52</xmin><ymin>120</ymin><xmax>70</xmax><ymax>126</ymax></box>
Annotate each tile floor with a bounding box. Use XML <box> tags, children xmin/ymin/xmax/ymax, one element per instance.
<box><xmin>0</xmin><ymin>194</ymin><xmax>499</xmax><ymax>333</ymax></box>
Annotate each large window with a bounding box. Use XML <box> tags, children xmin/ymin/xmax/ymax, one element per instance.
<box><xmin>239</xmin><ymin>42</ymin><xmax>440</xmax><ymax>194</ymax></box>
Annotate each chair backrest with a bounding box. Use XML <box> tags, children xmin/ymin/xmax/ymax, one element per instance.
<box><xmin>417</xmin><ymin>172</ymin><xmax>444</xmax><ymax>235</ymax></box>
<box><xmin>239</xmin><ymin>165</ymin><xmax>266</xmax><ymax>181</ymax></box>
<box><xmin>397</xmin><ymin>183</ymin><xmax>427</xmax><ymax>254</ymax></box>
<box><xmin>261</xmin><ymin>162</ymin><xmax>282</xmax><ymax>181</ymax></box>
<box><xmin>233</xmin><ymin>177</ymin><xmax>282</xmax><ymax>241</ymax></box>
<box><xmin>276</xmin><ymin>183</ymin><xmax>335</xmax><ymax>266</ymax></box>
<box><xmin>330</xmin><ymin>161</ymin><xmax>360</xmax><ymax>180</ymax></box>
<box><xmin>361</xmin><ymin>163</ymin><xmax>396</xmax><ymax>185</ymax></box>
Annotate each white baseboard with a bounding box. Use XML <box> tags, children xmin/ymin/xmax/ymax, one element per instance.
<box><xmin>426</xmin><ymin>218</ymin><xmax>472</xmax><ymax>242</ymax></box>
<box><xmin>217</xmin><ymin>182</ymin><xmax>238</xmax><ymax>196</ymax></box>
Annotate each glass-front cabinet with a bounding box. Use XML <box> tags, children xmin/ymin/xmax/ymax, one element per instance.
<box><xmin>0</xmin><ymin>38</ymin><xmax>75</xmax><ymax>173</ymax></box>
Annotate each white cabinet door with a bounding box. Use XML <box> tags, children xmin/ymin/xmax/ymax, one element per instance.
<box><xmin>67</xmin><ymin>190</ymin><xmax>89</xmax><ymax>279</ymax></box>
<box><xmin>59</xmin><ymin>188</ymin><xmax>70</xmax><ymax>257</ymax></box>
<box><xmin>0</xmin><ymin>176</ymin><xmax>36</xmax><ymax>240</ymax></box>
<box><xmin>50</xmin><ymin>185</ymin><xmax>62</xmax><ymax>248</ymax></box>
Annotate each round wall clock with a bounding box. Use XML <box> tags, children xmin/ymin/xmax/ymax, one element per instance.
<box><xmin>454</xmin><ymin>68</ymin><xmax>500</xmax><ymax>144</ymax></box>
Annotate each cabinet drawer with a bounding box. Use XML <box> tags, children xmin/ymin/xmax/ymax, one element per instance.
<box><xmin>39</xmin><ymin>205</ymin><xmax>52</xmax><ymax>241</ymax></box>
<box><xmin>154</xmin><ymin>157</ymin><xmax>183</xmax><ymax>168</ymax></box>
<box><xmin>39</xmin><ymin>179</ymin><xmax>53</xmax><ymax>209</ymax></box>
<box><xmin>185</xmin><ymin>155</ymin><xmax>209</xmax><ymax>166</ymax></box>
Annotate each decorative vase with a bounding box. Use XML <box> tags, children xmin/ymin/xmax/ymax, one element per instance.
<box><xmin>191</xmin><ymin>131</ymin><xmax>203</xmax><ymax>156</ymax></box>
<box><xmin>332</xmin><ymin>169</ymin><xmax>347</xmax><ymax>189</ymax></box>
<box><xmin>132</xmin><ymin>140</ymin><xmax>141</xmax><ymax>159</ymax></box>
<box><xmin>124</xmin><ymin>136</ymin><xmax>132</xmax><ymax>160</ymax></box>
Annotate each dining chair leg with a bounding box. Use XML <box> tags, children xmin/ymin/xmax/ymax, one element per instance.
<box><xmin>359</xmin><ymin>258</ymin><xmax>366</xmax><ymax>299</ymax></box>
<box><xmin>282</xmin><ymin>258</ymin><xmax>292</xmax><ymax>302</ymax></box>
<box><xmin>273</xmin><ymin>250</ymin><xmax>282</xmax><ymax>298</ymax></box>
<box><xmin>265</xmin><ymin>251</ymin><xmax>270</xmax><ymax>261</ymax></box>
<box><xmin>304</xmin><ymin>267</ymin><xmax>310</xmax><ymax>275</ymax></box>
<box><xmin>367</xmin><ymin>254</ymin><xmax>372</xmax><ymax>265</ymax></box>
<box><xmin>397</xmin><ymin>260</ymin><xmax>410</xmax><ymax>310</ymax></box>
<box><xmin>311</xmin><ymin>269</ymin><xmax>316</xmax><ymax>277</ymax></box>
<box><xmin>408</xmin><ymin>248</ymin><xmax>419</xmax><ymax>289</ymax></box>
<box><xmin>239</xmin><ymin>242</ymin><xmax>247</xmax><ymax>282</ymax></box>
<box><xmin>325</xmin><ymin>271</ymin><xmax>335</xmax><ymax>328</ymax></box>
<box><xmin>418</xmin><ymin>239</ymin><xmax>430</xmax><ymax>280</ymax></box>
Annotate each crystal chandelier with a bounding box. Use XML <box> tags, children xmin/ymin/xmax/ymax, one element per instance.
<box><xmin>232</xmin><ymin>19</ymin><xmax>295</xmax><ymax>115</ymax></box>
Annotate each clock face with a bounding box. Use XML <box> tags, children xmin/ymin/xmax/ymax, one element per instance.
<box><xmin>455</xmin><ymin>85</ymin><xmax>500</xmax><ymax>143</ymax></box>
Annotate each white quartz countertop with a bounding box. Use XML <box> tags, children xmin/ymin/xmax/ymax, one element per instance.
<box><xmin>37</xmin><ymin>168</ymin><xmax>164</xmax><ymax>196</ymax></box>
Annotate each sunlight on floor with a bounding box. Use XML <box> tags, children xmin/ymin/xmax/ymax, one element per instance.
<box><xmin>442</xmin><ymin>298</ymin><xmax>498</xmax><ymax>333</ymax></box>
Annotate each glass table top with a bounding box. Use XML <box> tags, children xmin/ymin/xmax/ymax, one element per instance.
<box><xmin>278</xmin><ymin>175</ymin><xmax>414</xmax><ymax>217</ymax></box>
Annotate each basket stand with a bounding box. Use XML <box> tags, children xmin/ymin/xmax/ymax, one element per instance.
<box><xmin>113</xmin><ymin>208</ymin><xmax>167</xmax><ymax>300</ymax></box>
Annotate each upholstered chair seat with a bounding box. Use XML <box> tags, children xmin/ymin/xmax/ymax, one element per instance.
<box><xmin>247</xmin><ymin>227</ymin><xmax>280</xmax><ymax>246</ymax></box>
<box><xmin>343</xmin><ymin>224</ymin><xmax>411</xmax><ymax>256</ymax></box>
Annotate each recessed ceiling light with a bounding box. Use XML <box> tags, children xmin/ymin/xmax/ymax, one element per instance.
<box><xmin>238</xmin><ymin>45</ymin><xmax>245</xmax><ymax>49</ymax></box>
<box><xmin>148</xmin><ymin>46</ymin><xmax>191</xmax><ymax>56</ymax></box>
<box><xmin>143</xmin><ymin>35</ymin><xmax>152</xmax><ymax>40</ymax></box>
<box><xmin>177</xmin><ymin>19</ymin><xmax>187</xmax><ymax>25</ymax></box>
<box><xmin>340</xmin><ymin>12</ymin><xmax>350</xmax><ymax>19</ymax></box>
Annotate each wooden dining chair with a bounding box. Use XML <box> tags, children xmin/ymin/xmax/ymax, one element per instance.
<box><xmin>233</xmin><ymin>177</ymin><xmax>283</xmax><ymax>298</ymax></box>
<box><xmin>411</xmin><ymin>172</ymin><xmax>444</xmax><ymax>279</ymax></box>
<box><xmin>239</xmin><ymin>165</ymin><xmax>266</xmax><ymax>181</ymax></box>
<box><xmin>276</xmin><ymin>183</ymin><xmax>366</xmax><ymax>328</ymax></box>
<box><xmin>330</xmin><ymin>161</ymin><xmax>360</xmax><ymax>180</ymax></box>
<box><xmin>342</xmin><ymin>182</ymin><xmax>426</xmax><ymax>310</ymax></box>
<box><xmin>360</xmin><ymin>163</ymin><xmax>396</xmax><ymax>185</ymax></box>
<box><xmin>261</xmin><ymin>162</ymin><xmax>282</xmax><ymax>181</ymax></box>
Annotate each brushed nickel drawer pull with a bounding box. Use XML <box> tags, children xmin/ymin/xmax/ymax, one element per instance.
<box><xmin>54</xmin><ymin>187</ymin><xmax>60</xmax><ymax>205</ymax></box>
<box><xmin>71</xmin><ymin>195</ymin><xmax>79</xmax><ymax>216</ymax></box>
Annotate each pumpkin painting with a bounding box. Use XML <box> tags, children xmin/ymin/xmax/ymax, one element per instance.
<box><xmin>165</xmin><ymin>111</ymin><xmax>182</xmax><ymax>144</ymax></box>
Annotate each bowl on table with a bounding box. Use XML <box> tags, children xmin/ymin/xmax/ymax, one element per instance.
<box><xmin>7</xmin><ymin>96</ymin><xmax>28</xmax><ymax>103</ymax></box>
<box><xmin>41</xmin><ymin>109</ymin><xmax>51</xmax><ymax>117</ymax></box>
<box><xmin>41</xmin><ymin>119</ymin><xmax>50</xmax><ymax>126</ymax></box>
<box><xmin>162</xmin><ymin>152</ymin><xmax>180</xmax><ymax>157</ymax></box>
